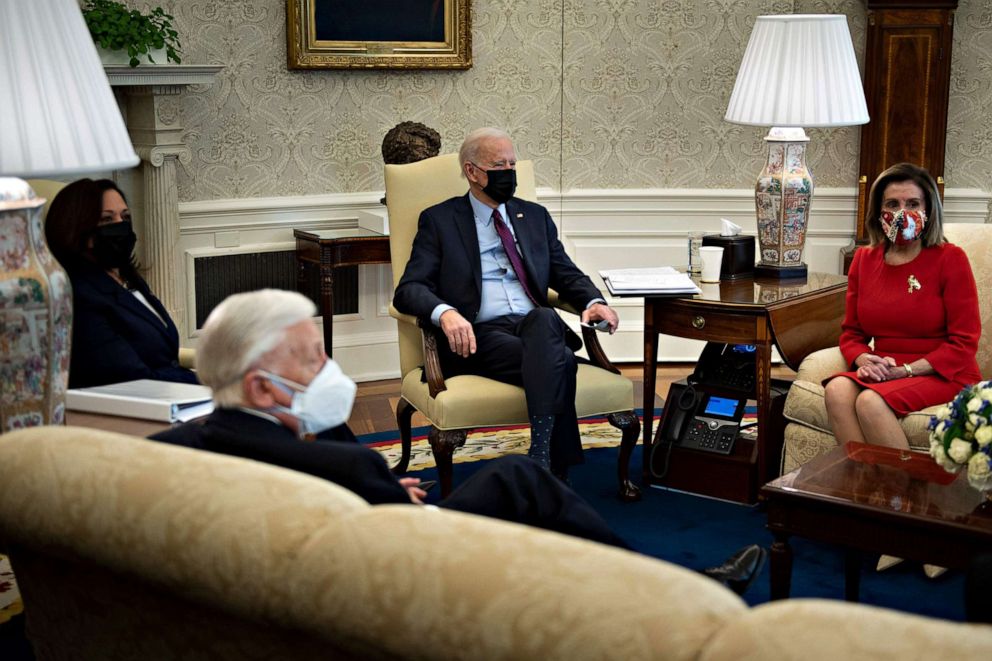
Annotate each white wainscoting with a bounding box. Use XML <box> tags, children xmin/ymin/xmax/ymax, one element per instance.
<box><xmin>177</xmin><ymin>187</ymin><xmax>991</xmax><ymax>382</ymax></box>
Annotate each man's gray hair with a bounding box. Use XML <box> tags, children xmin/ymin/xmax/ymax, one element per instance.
<box><xmin>197</xmin><ymin>289</ymin><xmax>317</xmax><ymax>407</ymax></box>
<box><xmin>458</xmin><ymin>127</ymin><xmax>514</xmax><ymax>177</ymax></box>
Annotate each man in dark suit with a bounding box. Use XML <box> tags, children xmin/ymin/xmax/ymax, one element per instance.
<box><xmin>149</xmin><ymin>289</ymin><xmax>628</xmax><ymax>548</ymax></box>
<box><xmin>151</xmin><ymin>289</ymin><xmax>765</xmax><ymax>594</ymax></box>
<box><xmin>392</xmin><ymin>127</ymin><xmax>620</xmax><ymax>479</ymax></box>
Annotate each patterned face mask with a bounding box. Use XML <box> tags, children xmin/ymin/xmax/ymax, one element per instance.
<box><xmin>880</xmin><ymin>208</ymin><xmax>927</xmax><ymax>246</ymax></box>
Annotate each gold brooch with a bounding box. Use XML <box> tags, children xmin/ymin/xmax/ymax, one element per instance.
<box><xmin>907</xmin><ymin>275</ymin><xmax>921</xmax><ymax>293</ymax></box>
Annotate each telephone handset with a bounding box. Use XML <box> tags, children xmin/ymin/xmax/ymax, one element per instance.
<box><xmin>664</xmin><ymin>384</ymin><xmax>701</xmax><ymax>445</ymax></box>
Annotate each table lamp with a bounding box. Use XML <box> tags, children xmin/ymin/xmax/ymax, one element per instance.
<box><xmin>0</xmin><ymin>0</ymin><xmax>138</xmax><ymax>430</ymax></box>
<box><xmin>725</xmin><ymin>15</ymin><xmax>869</xmax><ymax>279</ymax></box>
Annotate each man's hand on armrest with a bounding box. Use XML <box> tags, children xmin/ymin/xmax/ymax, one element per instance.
<box><xmin>440</xmin><ymin>309</ymin><xmax>476</xmax><ymax>358</ymax></box>
<box><xmin>581</xmin><ymin>302</ymin><xmax>619</xmax><ymax>335</ymax></box>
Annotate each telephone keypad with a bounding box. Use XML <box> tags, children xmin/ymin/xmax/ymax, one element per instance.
<box><xmin>683</xmin><ymin>419</ymin><xmax>736</xmax><ymax>455</ymax></box>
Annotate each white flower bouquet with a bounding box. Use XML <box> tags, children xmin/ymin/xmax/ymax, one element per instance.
<box><xmin>928</xmin><ymin>380</ymin><xmax>992</xmax><ymax>492</ymax></box>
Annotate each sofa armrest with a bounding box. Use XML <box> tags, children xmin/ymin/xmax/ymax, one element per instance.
<box><xmin>795</xmin><ymin>347</ymin><xmax>848</xmax><ymax>384</ymax></box>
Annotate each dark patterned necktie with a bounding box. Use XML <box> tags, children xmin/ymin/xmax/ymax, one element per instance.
<box><xmin>491</xmin><ymin>208</ymin><xmax>538</xmax><ymax>305</ymax></box>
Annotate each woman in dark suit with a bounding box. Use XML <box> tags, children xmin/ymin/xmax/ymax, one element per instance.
<box><xmin>45</xmin><ymin>179</ymin><xmax>197</xmax><ymax>388</ymax></box>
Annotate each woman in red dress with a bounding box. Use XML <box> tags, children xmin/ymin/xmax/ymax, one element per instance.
<box><xmin>824</xmin><ymin>163</ymin><xmax>981</xmax><ymax>450</ymax></box>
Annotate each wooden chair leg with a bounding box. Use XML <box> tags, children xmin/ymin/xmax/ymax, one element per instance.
<box><xmin>608</xmin><ymin>410</ymin><xmax>642</xmax><ymax>502</ymax></box>
<box><xmin>428</xmin><ymin>427</ymin><xmax>467</xmax><ymax>498</ymax></box>
<box><xmin>391</xmin><ymin>398</ymin><xmax>416</xmax><ymax>475</ymax></box>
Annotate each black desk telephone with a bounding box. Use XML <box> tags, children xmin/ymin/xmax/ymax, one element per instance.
<box><xmin>653</xmin><ymin>343</ymin><xmax>755</xmax><ymax>463</ymax></box>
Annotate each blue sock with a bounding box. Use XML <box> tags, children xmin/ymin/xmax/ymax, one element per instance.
<box><xmin>527</xmin><ymin>414</ymin><xmax>554</xmax><ymax>469</ymax></box>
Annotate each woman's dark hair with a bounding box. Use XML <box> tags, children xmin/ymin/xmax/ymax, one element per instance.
<box><xmin>45</xmin><ymin>178</ymin><xmax>141</xmax><ymax>284</ymax></box>
<box><xmin>864</xmin><ymin>163</ymin><xmax>945</xmax><ymax>248</ymax></box>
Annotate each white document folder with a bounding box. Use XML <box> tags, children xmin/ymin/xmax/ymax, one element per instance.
<box><xmin>599</xmin><ymin>267</ymin><xmax>701</xmax><ymax>296</ymax></box>
<box><xmin>66</xmin><ymin>379</ymin><xmax>214</xmax><ymax>423</ymax></box>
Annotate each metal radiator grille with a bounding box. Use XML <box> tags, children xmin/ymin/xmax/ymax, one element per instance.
<box><xmin>193</xmin><ymin>251</ymin><xmax>358</xmax><ymax>328</ymax></box>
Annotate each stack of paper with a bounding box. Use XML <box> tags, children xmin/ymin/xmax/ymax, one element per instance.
<box><xmin>599</xmin><ymin>267</ymin><xmax>701</xmax><ymax>295</ymax></box>
<box><xmin>66</xmin><ymin>379</ymin><xmax>214</xmax><ymax>423</ymax></box>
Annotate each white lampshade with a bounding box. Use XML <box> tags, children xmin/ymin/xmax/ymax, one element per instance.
<box><xmin>0</xmin><ymin>0</ymin><xmax>139</xmax><ymax>178</ymax></box>
<box><xmin>724</xmin><ymin>15</ymin><xmax>869</xmax><ymax>128</ymax></box>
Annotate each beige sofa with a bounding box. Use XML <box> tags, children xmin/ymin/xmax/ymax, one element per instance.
<box><xmin>1</xmin><ymin>427</ymin><xmax>990</xmax><ymax>660</ymax></box>
<box><xmin>782</xmin><ymin>223</ymin><xmax>992</xmax><ymax>473</ymax></box>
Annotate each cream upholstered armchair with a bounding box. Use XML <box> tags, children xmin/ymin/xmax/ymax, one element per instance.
<box><xmin>781</xmin><ymin>223</ymin><xmax>992</xmax><ymax>473</ymax></box>
<box><xmin>384</xmin><ymin>154</ymin><xmax>640</xmax><ymax>499</ymax></box>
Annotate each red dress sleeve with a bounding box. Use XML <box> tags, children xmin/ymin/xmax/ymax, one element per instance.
<box><xmin>924</xmin><ymin>245</ymin><xmax>981</xmax><ymax>382</ymax></box>
<box><xmin>838</xmin><ymin>247</ymin><xmax>873</xmax><ymax>368</ymax></box>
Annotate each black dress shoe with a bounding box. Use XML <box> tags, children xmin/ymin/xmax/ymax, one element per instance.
<box><xmin>701</xmin><ymin>544</ymin><xmax>767</xmax><ymax>596</ymax></box>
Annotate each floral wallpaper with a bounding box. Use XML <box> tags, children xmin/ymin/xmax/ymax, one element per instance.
<box><xmin>159</xmin><ymin>0</ymin><xmax>992</xmax><ymax>201</ymax></box>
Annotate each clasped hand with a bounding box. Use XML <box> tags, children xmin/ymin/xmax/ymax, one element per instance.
<box><xmin>856</xmin><ymin>354</ymin><xmax>901</xmax><ymax>382</ymax></box>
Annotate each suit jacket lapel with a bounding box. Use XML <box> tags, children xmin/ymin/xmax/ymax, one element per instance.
<box><xmin>455</xmin><ymin>194</ymin><xmax>483</xmax><ymax>294</ymax></box>
<box><xmin>95</xmin><ymin>273</ymin><xmax>177</xmax><ymax>346</ymax></box>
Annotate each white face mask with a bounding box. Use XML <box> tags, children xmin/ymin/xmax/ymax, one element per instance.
<box><xmin>260</xmin><ymin>360</ymin><xmax>357</xmax><ymax>435</ymax></box>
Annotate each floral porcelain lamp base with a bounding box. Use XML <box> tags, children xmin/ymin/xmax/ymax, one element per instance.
<box><xmin>0</xmin><ymin>178</ymin><xmax>72</xmax><ymax>431</ymax></box>
<box><xmin>753</xmin><ymin>127</ymin><xmax>812</xmax><ymax>280</ymax></box>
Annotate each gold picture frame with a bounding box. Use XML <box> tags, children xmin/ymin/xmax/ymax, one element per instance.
<box><xmin>286</xmin><ymin>0</ymin><xmax>472</xmax><ymax>70</ymax></box>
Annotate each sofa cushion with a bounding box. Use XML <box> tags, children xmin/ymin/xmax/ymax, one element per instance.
<box><xmin>700</xmin><ymin>599</ymin><xmax>992</xmax><ymax>660</ymax></box>
<box><xmin>287</xmin><ymin>504</ymin><xmax>748</xmax><ymax>660</ymax></box>
<box><xmin>784</xmin><ymin>376</ymin><xmax>939</xmax><ymax>452</ymax></box>
<box><xmin>783</xmin><ymin>379</ymin><xmax>832</xmax><ymax>433</ymax></box>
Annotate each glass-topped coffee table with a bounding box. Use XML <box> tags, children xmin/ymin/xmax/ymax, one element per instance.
<box><xmin>761</xmin><ymin>442</ymin><xmax>992</xmax><ymax>600</ymax></box>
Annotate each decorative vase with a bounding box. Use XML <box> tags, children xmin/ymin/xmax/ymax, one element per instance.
<box><xmin>0</xmin><ymin>178</ymin><xmax>72</xmax><ymax>430</ymax></box>
<box><xmin>754</xmin><ymin>127</ymin><xmax>812</xmax><ymax>279</ymax></box>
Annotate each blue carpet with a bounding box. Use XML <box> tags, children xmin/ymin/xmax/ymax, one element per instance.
<box><xmin>402</xmin><ymin>442</ymin><xmax>966</xmax><ymax>621</ymax></box>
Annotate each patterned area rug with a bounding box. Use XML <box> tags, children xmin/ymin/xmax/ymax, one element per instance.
<box><xmin>0</xmin><ymin>554</ymin><xmax>21</xmax><ymax>624</ymax></box>
<box><xmin>369</xmin><ymin>411</ymin><xmax>757</xmax><ymax>471</ymax></box>
<box><xmin>370</xmin><ymin>417</ymin><xmax>632</xmax><ymax>472</ymax></box>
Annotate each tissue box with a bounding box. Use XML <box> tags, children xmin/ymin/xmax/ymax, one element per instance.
<box><xmin>702</xmin><ymin>234</ymin><xmax>755</xmax><ymax>280</ymax></box>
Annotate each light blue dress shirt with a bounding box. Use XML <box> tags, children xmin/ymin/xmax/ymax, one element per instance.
<box><xmin>431</xmin><ymin>193</ymin><xmax>536</xmax><ymax>325</ymax></box>
<box><xmin>430</xmin><ymin>192</ymin><xmax>605</xmax><ymax>326</ymax></box>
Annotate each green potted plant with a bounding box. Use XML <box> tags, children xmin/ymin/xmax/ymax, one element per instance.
<box><xmin>82</xmin><ymin>0</ymin><xmax>182</xmax><ymax>67</ymax></box>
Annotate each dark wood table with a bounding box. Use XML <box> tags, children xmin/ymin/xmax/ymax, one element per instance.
<box><xmin>294</xmin><ymin>228</ymin><xmax>390</xmax><ymax>357</ymax></box>
<box><xmin>641</xmin><ymin>273</ymin><xmax>848</xmax><ymax>502</ymax></box>
<box><xmin>762</xmin><ymin>442</ymin><xmax>992</xmax><ymax>601</ymax></box>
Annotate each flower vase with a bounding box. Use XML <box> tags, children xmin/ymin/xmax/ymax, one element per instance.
<box><xmin>0</xmin><ymin>178</ymin><xmax>72</xmax><ymax>430</ymax></box>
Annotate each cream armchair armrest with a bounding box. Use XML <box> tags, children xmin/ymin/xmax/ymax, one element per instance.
<box><xmin>547</xmin><ymin>289</ymin><xmax>621</xmax><ymax>376</ymax></box>
<box><xmin>387</xmin><ymin>304</ymin><xmax>419</xmax><ymax>327</ymax></box>
<box><xmin>178</xmin><ymin>347</ymin><xmax>196</xmax><ymax>370</ymax></box>
<box><xmin>795</xmin><ymin>347</ymin><xmax>849</xmax><ymax>384</ymax></box>
<box><xmin>388</xmin><ymin>304</ymin><xmax>447</xmax><ymax>398</ymax></box>
<box><xmin>546</xmin><ymin>289</ymin><xmax>580</xmax><ymax>315</ymax></box>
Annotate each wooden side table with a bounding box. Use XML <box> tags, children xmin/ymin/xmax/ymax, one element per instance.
<box><xmin>294</xmin><ymin>228</ymin><xmax>391</xmax><ymax>357</ymax></box>
<box><xmin>641</xmin><ymin>273</ymin><xmax>847</xmax><ymax>502</ymax></box>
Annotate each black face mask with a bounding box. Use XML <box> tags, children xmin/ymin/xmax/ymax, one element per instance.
<box><xmin>90</xmin><ymin>221</ymin><xmax>137</xmax><ymax>270</ymax></box>
<box><xmin>480</xmin><ymin>167</ymin><xmax>517</xmax><ymax>204</ymax></box>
